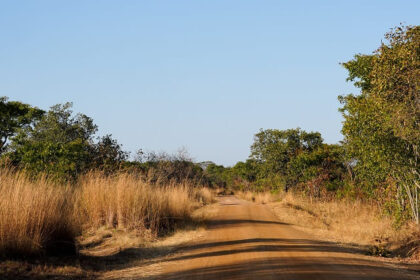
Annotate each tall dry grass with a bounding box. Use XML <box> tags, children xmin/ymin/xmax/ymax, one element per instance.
<box><xmin>0</xmin><ymin>169</ymin><xmax>214</xmax><ymax>257</ymax></box>
<box><xmin>0</xmin><ymin>169</ymin><xmax>78</xmax><ymax>256</ymax></box>
<box><xmin>277</xmin><ymin>192</ymin><xmax>400</xmax><ymax>245</ymax></box>
<box><xmin>76</xmin><ymin>173</ymin><xmax>207</xmax><ymax>235</ymax></box>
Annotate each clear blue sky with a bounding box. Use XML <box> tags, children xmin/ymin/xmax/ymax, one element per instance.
<box><xmin>1</xmin><ymin>1</ymin><xmax>419</xmax><ymax>165</ymax></box>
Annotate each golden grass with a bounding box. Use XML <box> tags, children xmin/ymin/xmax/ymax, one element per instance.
<box><xmin>0</xmin><ymin>169</ymin><xmax>214</xmax><ymax>257</ymax></box>
<box><xmin>237</xmin><ymin>190</ymin><xmax>280</xmax><ymax>204</ymax></box>
<box><xmin>76</xmin><ymin>173</ymin><xmax>210</xmax><ymax>236</ymax></box>
<box><xmin>239</xmin><ymin>190</ymin><xmax>419</xmax><ymax>257</ymax></box>
<box><xmin>195</xmin><ymin>187</ymin><xmax>216</xmax><ymax>205</ymax></box>
<box><xmin>0</xmin><ymin>169</ymin><xmax>78</xmax><ymax>256</ymax></box>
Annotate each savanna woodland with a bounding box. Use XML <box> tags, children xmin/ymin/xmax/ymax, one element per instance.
<box><xmin>0</xmin><ymin>25</ymin><xmax>419</xmax><ymax>278</ymax></box>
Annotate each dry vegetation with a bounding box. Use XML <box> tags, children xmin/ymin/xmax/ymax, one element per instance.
<box><xmin>0</xmin><ymin>169</ymin><xmax>78</xmax><ymax>257</ymax></box>
<box><xmin>77</xmin><ymin>173</ymin><xmax>199</xmax><ymax>236</ymax></box>
<box><xmin>0</xmin><ymin>169</ymin><xmax>214</xmax><ymax>258</ymax></box>
<box><xmin>237</xmin><ymin>190</ymin><xmax>279</xmax><ymax>204</ymax></box>
<box><xmin>238</xmin><ymin>190</ymin><xmax>420</xmax><ymax>259</ymax></box>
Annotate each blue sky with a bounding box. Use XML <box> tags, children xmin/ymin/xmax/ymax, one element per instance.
<box><xmin>1</xmin><ymin>1</ymin><xmax>419</xmax><ymax>165</ymax></box>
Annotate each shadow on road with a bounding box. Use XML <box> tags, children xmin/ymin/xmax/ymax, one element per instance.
<box><xmin>140</xmin><ymin>257</ymin><xmax>419</xmax><ymax>280</ymax></box>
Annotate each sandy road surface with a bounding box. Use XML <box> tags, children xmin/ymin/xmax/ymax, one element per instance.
<box><xmin>148</xmin><ymin>196</ymin><xmax>419</xmax><ymax>280</ymax></box>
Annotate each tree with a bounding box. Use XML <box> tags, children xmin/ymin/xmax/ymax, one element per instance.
<box><xmin>91</xmin><ymin>134</ymin><xmax>128</xmax><ymax>174</ymax></box>
<box><xmin>250</xmin><ymin>128</ymin><xmax>323</xmax><ymax>177</ymax></box>
<box><xmin>205</xmin><ymin>163</ymin><xmax>230</xmax><ymax>188</ymax></box>
<box><xmin>0</xmin><ymin>96</ymin><xmax>44</xmax><ymax>153</ymax></box>
<box><xmin>9</xmin><ymin>103</ymin><xmax>98</xmax><ymax>180</ymax></box>
<box><xmin>287</xmin><ymin>144</ymin><xmax>346</xmax><ymax>197</ymax></box>
<box><xmin>340</xmin><ymin>25</ymin><xmax>420</xmax><ymax>222</ymax></box>
<box><xmin>232</xmin><ymin>160</ymin><xmax>259</xmax><ymax>182</ymax></box>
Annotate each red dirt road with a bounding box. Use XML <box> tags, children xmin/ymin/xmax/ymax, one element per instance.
<box><xmin>152</xmin><ymin>196</ymin><xmax>419</xmax><ymax>280</ymax></box>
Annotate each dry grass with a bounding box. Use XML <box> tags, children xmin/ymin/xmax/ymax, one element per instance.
<box><xmin>237</xmin><ymin>190</ymin><xmax>280</xmax><ymax>204</ymax></box>
<box><xmin>195</xmin><ymin>187</ymin><xmax>216</xmax><ymax>205</ymax></box>
<box><xmin>0</xmin><ymin>169</ymin><xmax>214</xmax><ymax>258</ymax></box>
<box><xmin>239</xmin><ymin>190</ymin><xmax>420</xmax><ymax>258</ymax></box>
<box><xmin>76</xmin><ymin>173</ymin><xmax>211</xmax><ymax>236</ymax></box>
<box><xmin>76</xmin><ymin>174</ymin><xmax>195</xmax><ymax>233</ymax></box>
<box><xmin>0</xmin><ymin>260</ymin><xmax>89</xmax><ymax>280</ymax></box>
<box><xmin>0</xmin><ymin>169</ymin><xmax>78</xmax><ymax>257</ymax></box>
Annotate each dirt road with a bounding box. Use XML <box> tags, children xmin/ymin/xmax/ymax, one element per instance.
<box><xmin>149</xmin><ymin>196</ymin><xmax>419</xmax><ymax>280</ymax></box>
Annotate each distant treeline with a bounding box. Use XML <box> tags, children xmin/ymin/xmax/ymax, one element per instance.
<box><xmin>1</xmin><ymin>25</ymin><xmax>419</xmax><ymax>224</ymax></box>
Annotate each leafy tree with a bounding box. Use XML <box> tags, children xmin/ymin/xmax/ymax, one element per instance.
<box><xmin>9</xmin><ymin>103</ymin><xmax>98</xmax><ymax>180</ymax></box>
<box><xmin>340</xmin><ymin>25</ymin><xmax>420</xmax><ymax>222</ymax></box>
<box><xmin>231</xmin><ymin>159</ymin><xmax>259</xmax><ymax>182</ymax></box>
<box><xmin>91</xmin><ymin>134</ymin><xmax>128</xmax><ymax>174</ymax></box>
<box><xmin>287</xmin><ymin>144</ymin><xmax>346</xmax><ymax>196</ymax></box>
<box><xmin>205</xmin><ymin>160</ymin><xmax>261</xmax><ymax>190</ymax></box>
<box><xmin>250</xmin><ymin>128</ymin><xmax>323</xmax><ymax>189</ymax></box>
<box><xmin>0</xmin><ymin>96</ymin><xmax>44</xmax><ymax>153</ymax></box>
<box><xmin>205</xmin><ymin>163</ymin><xmax>230</xmax><ymax>188</ymax></box>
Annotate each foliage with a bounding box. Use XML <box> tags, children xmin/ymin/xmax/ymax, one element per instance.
<box><xmin>340</xmin><ymin>25</ymin><xmax>420</xmax><ymax>222</ymax></box>
<box><xmin>0</xmin><ymin>96</ymin><xmax>44</xmax><ymax>153</ymax></box>
<box><xmin>206</xmin><ymin>128</ymin><xmax>342</xmax><ymax>195</ymax></box>
<box><xmin>250</xmin><ymin>128</ymin><xmax>323</xmax><ymax>178</ymax></box>
<box><xmin>287</xmin><ymin>144</ymin><xmax>346</xmax><ymax>196</ymax></box>
<box><xmin>7</xmin><ymin>103</ymin><xmax>98</xmax><ymax>180</ymax></box>
<box><xmin>90</xmin><ymin>134</ymin><xmax>128</xmax><ymax>174</ymax></box>
<box><xmin>249</xmin><ymin>128</ymin><xmax>324</xmax><ymax>191</ymax></box>
<box><xmin>205</xmin><ymin>162</ymin><xmax>231</xmax><ymax>188</ymax></box>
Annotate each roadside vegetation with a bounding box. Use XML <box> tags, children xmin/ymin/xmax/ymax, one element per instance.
<box><xmin>0</xmin><ymin>168</ymin><xmax>78</xmax><ymax>257</ymax></box>
<box><xmin>237</xmin><ymin>190</ymin><xmax>420</xmax><ymax>259</ymax></box>
<box><xmin>0</xmin><ymin>169</ymin><xmax>214</xmax><ymax>258</ymax></box>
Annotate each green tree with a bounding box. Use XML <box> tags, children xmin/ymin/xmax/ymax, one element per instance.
<box><xmin>9</xmin><ymin>103</ymin><xmax>98</xmax><ymax>180</ymax></box>
<box><xmin>231</xmin><ymin>160</ymin><xmax>259</xmax><ymax>182</ymax></box>
<box><xmin>287</xmin><ymin>144</ymin><xmax>346</xmax><ymax>196</ymax></box>
<box><xmin>250</xmin><ymin>128</ymin><xmax>323</xmax><ymax>190</ymax></box>
<box><xmin>0</xmin><ymin>96</ymin><xmax>44</xmax><ymax>153</ymax></box>
<box><xmin>205</xmin><ymin>163</ymin><xmax>230</xmax><ymax>188</ymax></box>
<box><xmin>91</xmin><ymin>134</ymin><xmax>128</xmax><ymax>174</ymax></box>
<box><xmin>340</xmin><ymin>25</ymin><xmax>420</xmax><ymax>222</ymax></box>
